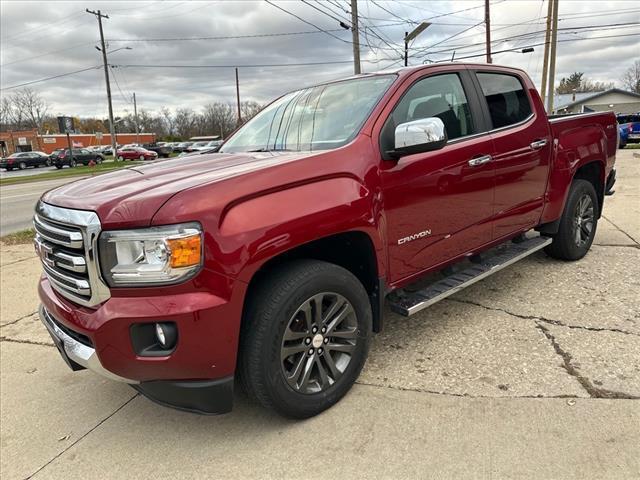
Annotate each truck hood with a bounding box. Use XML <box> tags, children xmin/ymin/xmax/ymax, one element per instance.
<box><xmin>42</xmin><ymin>152</ymin><xmax>316</xmax><ymax>228</ymax></box>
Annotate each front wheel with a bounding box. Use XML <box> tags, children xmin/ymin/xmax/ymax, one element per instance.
<box><xmin>69</xmin><ymin>159</ymin><xmax>77</xmax><ymax>168</ymax></box>
<box><xmin>239</xmin><ymin>260</ymin><xmax>372</xmax><ymax>419</ymax></box>
<box><xmin>18</xmin><ymin>161</ymin><xmax>27</xmax><ymax>170</ymax></box>
<box><xmin>118</xmin><ymin>156</ymin><xmax>124</xmax><ymax>161</ymax></box>
<box><xmin>544</xmin><ymin>179</ymin><xmax>598</xmax><ymax>261</ymax></box>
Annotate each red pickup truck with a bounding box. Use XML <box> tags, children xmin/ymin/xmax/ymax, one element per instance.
<box><xmin>35</xmin><ymin>63</ymin><xmax>617</xmax><ymax>418</ymax></box>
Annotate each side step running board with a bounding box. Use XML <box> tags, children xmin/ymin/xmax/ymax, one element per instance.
<box><xmin>388</xmin><ymin>236</ymin><xmax>552</xmax><ymax>316</ymax></box>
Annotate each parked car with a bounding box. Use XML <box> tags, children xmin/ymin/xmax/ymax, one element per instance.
<box><xmin>177</xmin><ymin>146</ymin><xmax>221</xmax><ymax>158</ymax></box>
<box><xmin>0</xmin><ymin>151</ymin><xmax>51</xmax><ymax>170</ymax></box>
<box><xmin>173</xmin><ymin>141</ymin><xmax>193</xmax><ymax>152</ymax></box>
<box><xmin>143</xmin><ymin>143</ymin><xmax>173</xmax><ymax>158</ymax></box>
<box><xmin>34</xmin><ymin>63</ymin><xmax>617</xmax><ymax>419</ymax></box>
<box><xmin>116</xmin><ymin>146</ymin><xmax>158</xmax><ymax>161</ymax></box>
<box><xmin>183</xmin><ymin>141</ymin><xmax>210</xmax><ymax>153</ymax></box>
<box><xmin>617</xmin><ymin>114</ymin><xmax>640</xmax><ymax>148</ymax></box>
<box><xmin>50</xmin><ymin>148</ymin><xmax>105</xmax><ymax>168</ymax></box>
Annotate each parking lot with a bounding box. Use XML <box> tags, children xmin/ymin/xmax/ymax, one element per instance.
<box><xmin>1</xmin><ymin>149</ymin><xmax>638</xmax><ymax>479</ymax></box>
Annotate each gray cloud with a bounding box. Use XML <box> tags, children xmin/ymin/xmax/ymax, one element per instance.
<box><xmin>2</xmin><ymin>0</ymin><xmax>638</xmax><ymax>118</ymax></box>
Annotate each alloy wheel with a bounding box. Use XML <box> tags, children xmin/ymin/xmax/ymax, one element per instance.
<box><xmin>573</xmin><ymin>194</ymin><xmax>594</xmax><ymax>247</ymax></box>
<box><xmin>281</xmin><ymin>292</ymin><xmax>358</xmax><ymax>394</ymax></box>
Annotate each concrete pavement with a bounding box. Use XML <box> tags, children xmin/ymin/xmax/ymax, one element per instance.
<box><xmin>1</xmin><ymin>149</ymin><xmax>638</xmax><ymax>479</ymax></box>
<box><xmin>0</xmin><ymin>178</ymin><xmax>84</xmax><ymax>235</ymax></box>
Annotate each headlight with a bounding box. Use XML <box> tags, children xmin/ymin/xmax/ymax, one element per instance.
<box><xmin>99</xmin><ymin>223</ymin><xmax>203</xmax><ymax>287</ymax></box>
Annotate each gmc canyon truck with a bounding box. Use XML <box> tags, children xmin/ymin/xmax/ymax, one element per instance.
<box><xmin>35</xmin><ymin>64</ymin><xmax>617</xmax><ymax>418</ymax></box>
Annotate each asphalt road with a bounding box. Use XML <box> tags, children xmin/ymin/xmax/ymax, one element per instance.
<box><xmin>0</xmin><ymin>178</ymin><xmax>83</xmax><ymax>235</ymax></box>
<box><xmin>0</xmin><ymin>165</ymin><xmax>58</xmax><ymax>179</ymax></box>
<box><xmin>1</xmin><ymin>149</ymin><xmax>638</xmax><ymax>479</ymax></box>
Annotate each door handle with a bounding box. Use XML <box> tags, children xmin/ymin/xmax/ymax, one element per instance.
<box><xmin>468</xmin><ymin>155</ymin><xmax>492</xmax><ymax>167</ymax></box>
<box><xmin>530</xmin><ymin>139</ymin><xmax>548</xmax><ymax>150</ymax></box>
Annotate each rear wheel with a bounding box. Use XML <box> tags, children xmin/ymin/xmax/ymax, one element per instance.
<box><xmin>18</xmin><ymin>161</ymin><xmax>27</xmax><ymax>170</ymax></box>
<box><xmin>139</xmin><ymin>155</ymin><xmax>145</xmax><ymax>161</ymax></box>
<box><xmin>69</xmin><ymin>159</ymin><xmax>77</xmax><ymax>168</ymax></box>
<box><xmin>544</xmin><ymin>179</ymin><xmax>598</xmax><ymax>261</ymax></box>
<box><xmin>239</xmin><ymin>260</ymin><xmax>372</xmax><ymax>418</ymax></box>
<box><xmin>55</xmin><ymin>165</ymin><xmax>63</xmax><ymax>170</ymax></box>
<box><xmin>118</xmin><ymin>156</ymin><xmax>125</xmax><ymax>161</ymax></box>
<box><xmin>45</xmin><ymin>158</ymin><xmax>52</xmax><ymax>167</ymax></box>
<box><xmin>95</xmin><ymin>156</ymin><xmax>103</xmax><ymax>164</ymax></box>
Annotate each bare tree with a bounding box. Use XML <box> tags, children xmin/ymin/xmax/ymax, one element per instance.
<box><xmin>174</xmin><ymin>108</ymin><xmax>198</xmax><ymax>139</ymax></box>
<box><xmin>11</xmin><ymin>88</ymin><xmax>49</xmax><ymax>132</ymax></box>
<box><xmin>621</xmin><ymin>60</ymin><xmax>640</xmax><ymax>94</ymax></box>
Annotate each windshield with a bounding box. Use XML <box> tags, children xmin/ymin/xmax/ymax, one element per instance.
<box><xmin>221</xmin><ymin>75</ymin><xmax>395</xmax><ymax>154</ymax></box>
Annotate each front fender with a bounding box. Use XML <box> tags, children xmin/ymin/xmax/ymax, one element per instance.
<box><xmin>217</xmin><ymin>176</ymin><xmax>383</xmax><ymax>283</ymax></box>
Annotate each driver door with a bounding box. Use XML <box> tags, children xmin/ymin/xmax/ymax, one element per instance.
<box><xmin>379</xmin><ymin>70</ymin><xmax>495</xmax><ymax>283</ymax></box>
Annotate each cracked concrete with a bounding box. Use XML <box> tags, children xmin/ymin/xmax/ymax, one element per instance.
<box><xmin>0</xmin><ymin>150</ymin><xmax>638</xmax><ymax>479</ymax></box>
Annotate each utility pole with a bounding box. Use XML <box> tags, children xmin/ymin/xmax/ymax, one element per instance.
<box><xmin>540</xmin><ymin>0</ymin><xmax>554</xmax><ymax>106</ymax></box>
<box><xmin>235</xmin><ymin>67</ymin><xmax>242</xmax><ymax>126</ymax></box>
<box><xmin>546</xmin><ymin>0</ymin><xmax>559</xmax><ymax>113</ymax></box>
<box><xmin>133</xmin><ymin>92</ymin><xmax>140</xmax><ymax>145</ymax></box>
<box><xmin>485</xmin><ymin>0</ymin><xmax>492</xmax><ymax>63</ymax></box>
<box><xmin>86</xmin><ymin>9</ymin><xmax>117</xmax><ymax>159</ymax></box>
<box><xmin>350</xmin><ymin>0</ymin><xmax>361</xmax><ymax>74</ymax></box>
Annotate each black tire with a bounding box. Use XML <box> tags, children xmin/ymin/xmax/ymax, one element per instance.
<box><xmin>55</xmin><ymin>165</ymin><xmax>63</xmax><ymax>169</ymax></box>
<box><xmin>95</xmin><ymin>156</ymin><xmax>103</xmax><ymax>164</ymax></box>
<box><xmin>544</xmin><ymin>179</ymin><xmax>598</xmax><ymax>261</ymax></box>
<box><xmin>619</xmin><ymin>143</ymin><xmax>626</xmax><ymax>149</ymax></box>
<box><xmin>18</xmin><ymin>161</ymin><xmax>27</xmax><ymax>170</ymax></box>
<box><xmin>45</xmin><ymin>159</ymin><xmax>51</xmax><ymax>167</ymax></box>
<box><xmin>69</xmin><ymin>159</ymin><xmax>77</xmax><ymax>168</ymax></box>
<box><xmin>239</xmin><ymin>260</ymin><xmax>372</xmax><ymax>419</ymax></box>
<box><xmin>6</xmin><ymin>167</ymin><xmax>13</xmax><ymax>171</ymax></box>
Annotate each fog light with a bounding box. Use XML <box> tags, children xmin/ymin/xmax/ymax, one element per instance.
<box><xmin>154</xmin><ymin>322</ymin><xmax>177</xmax><ymax>349</ymax></box>
<box><xmin>155</xmin><ymin>323</ymin><xmax>166</xmax><ymax>346</ymax></box>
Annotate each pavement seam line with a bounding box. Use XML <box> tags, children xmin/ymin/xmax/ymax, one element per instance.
<box><xmin>354</xmin><ymin>380</ymin><xmax>582</xmax><ymax>399</ymax></box>
<box><xmin>534</xmin><ymin>322</ymin><xmax>639</xmax><ymax>400</ymax></box>
<box><xmin>446</xmin><ymin>298</ymin><xmax>640</xmax><ymax>337</ymax></box>
<box><xmin>593</xmin><ymin>243</ymin><xmax>640</xmax><ymax>249</ymax></box>
<box><xmin>0</xmin><ymin>310</ymin><xmax>38</xmax><ymax>328</ymax></box>
<box><xmin>601</xmin><ymin>215</ymin><xmax>640</xmax><ymax>245</ymax></box>
<box><xmin>25</xmin><ymin>393</ymin><xmax>139</xmax><ymax>480</ymax></box>
<box><xmin>0</xmin><ymin>255</ymin><xmax>37</xmax><ymax>267</ymax></box>
<box><xmin>0</xmin><ymin>336</ymin><xmax>54</xmax><ymax>347</ymax></box>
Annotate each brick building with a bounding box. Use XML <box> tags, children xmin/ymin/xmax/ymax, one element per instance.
<box><xmin>0</xmin><ymin>131</ymin><xmax>156</xmax><ymax>156</ymax></box>
<box><xmin>38</xmin><ymin>133</ymin><xmax>156</xmax><ymax>154</ymax></box>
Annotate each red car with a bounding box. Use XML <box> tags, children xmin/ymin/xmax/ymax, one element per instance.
<box><xmin>35</xmin><ymin>63</ymin><xmax>617</xmax><ymax>418</ymax></box>
<box><xmin>116</xmin><ymin>146</ymin><xmax>158</xmax><ymax>161</ymax></box>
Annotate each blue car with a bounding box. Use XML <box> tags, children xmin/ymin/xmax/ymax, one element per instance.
<box><xmin>617</xmin><ymin>114</ymin><xmax>640</xmax><ymax>149</ymax></box>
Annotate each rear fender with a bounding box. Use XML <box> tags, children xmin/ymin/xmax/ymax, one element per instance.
<box><xmin>540</xmin><ymin>125</ymin><xmax>607</xmax><ymax>224</ymax></box>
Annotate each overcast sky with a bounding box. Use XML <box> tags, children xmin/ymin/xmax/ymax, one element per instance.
<box><xmin>1</xmin><ymin>0</ymin><xmax>639</xmax><ymax>119</ymax></box>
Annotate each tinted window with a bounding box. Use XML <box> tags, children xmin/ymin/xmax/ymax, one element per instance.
<box><xmin>477</xmin><ymin>73</ymin><xmax>532</xmax><ymax>129</ymax></box>
<box><xmin>381</xmin><ymin>73</ymin><xmax>475</xmax><ymax>152</ymax></box>
<box><xmin>221</xmin><ymin>75</ymin><xmax>395</xmax><ymax>153</ymax></box>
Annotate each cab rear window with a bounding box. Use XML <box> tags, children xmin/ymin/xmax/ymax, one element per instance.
<box><xmin>477</xmin><ymin>73</ymin><xmax>532</xmax><ymax>129</ymax></box>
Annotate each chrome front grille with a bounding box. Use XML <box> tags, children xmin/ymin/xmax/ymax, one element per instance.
<box><xmin>34</xmin><ymin>202</ymin><xmax>110</xmax><ymax>307</ymax></box>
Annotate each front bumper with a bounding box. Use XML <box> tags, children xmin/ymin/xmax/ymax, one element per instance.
<box><xmin>40</xmin><ymin>305</ymin><xmax>137</xmax><ymax>383</ymax></box>
<box><xmin>38</xmin><ymin>269</ymin><xmax>247</xmax><ymax>414</ymax></box>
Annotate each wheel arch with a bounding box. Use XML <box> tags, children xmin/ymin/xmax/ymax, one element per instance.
<box><xmin>242</xmin><ymin>230</ymin><xmax>385</xmax><ymax>334</ymax></box>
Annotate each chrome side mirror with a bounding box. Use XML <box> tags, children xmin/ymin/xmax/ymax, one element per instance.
<box><xmin>389</xmin><ymin>117</ymin><xmax>447</xmax><ymax>159</ymax></box>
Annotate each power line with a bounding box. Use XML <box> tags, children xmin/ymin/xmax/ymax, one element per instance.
<box><xmin>113</xmin><ymin>58</ymin><xmax>393</xmax><ymax>69</ymax></box>
<box><xmin>264</xmin><ymin>0</ymin><xmax>353</xmax><ymax>45</ymax></box>
<box><xmin>0</xmin><ymin>65</ymin><xmax>101</xmax><ymax>91</ymax></box>
<box><xmin>107</xmin><ymin>29</ymin><xmax>347</xmax><ymax>43</ymax></box>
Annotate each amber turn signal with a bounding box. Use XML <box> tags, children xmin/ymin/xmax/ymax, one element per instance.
<box><xmin>167</xmin><ymin>234</ymin><xmax>202</xmax><ymax>268</ymax></box>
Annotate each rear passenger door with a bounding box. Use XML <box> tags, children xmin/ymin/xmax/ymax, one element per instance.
<box><xmin>472</xmin><ymin>70</ymin><xmax>552</xmax><ymax>240</ymax></box>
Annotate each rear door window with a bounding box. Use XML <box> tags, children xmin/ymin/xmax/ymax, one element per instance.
<box><xmin>477</xmin><ymin>73</ymin><xmax>532</xmax><ymax>129</ymax></box>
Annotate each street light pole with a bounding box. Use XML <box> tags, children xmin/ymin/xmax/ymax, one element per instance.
<box><xmin>404</xmin><ymin>22</ymin><xmax>431</xmax><ymax>66</ymax></box>
<box><xmin>86</xmin><ymin>9</ymin><xmax>117</xmax><ymax>160</ymax></box>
